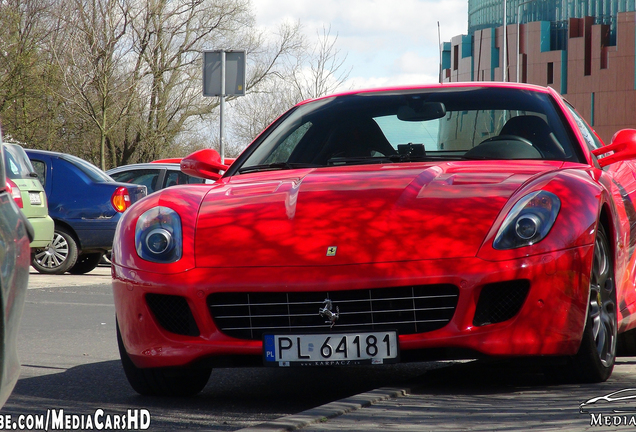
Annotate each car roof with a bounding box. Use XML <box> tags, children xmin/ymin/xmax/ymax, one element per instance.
<box><xmin>106</xmin><ymin>163</ymin><xmax>181</xmax><ymax>173</ymax></box>
<box><xmin>296</xmin><ymin>81</ymin><xmax>553</xmax><ymax>107</ymax></box>
<box><xmin>24</xmin><ymin>148</ymin><xmax>65</xmax><ymax>157</ymax></box>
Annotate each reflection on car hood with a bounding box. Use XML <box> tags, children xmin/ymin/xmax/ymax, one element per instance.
<box><xmin>195</xmin><ymin>161</ymin><xmax>564</xmax><ymax>267</ymax></box>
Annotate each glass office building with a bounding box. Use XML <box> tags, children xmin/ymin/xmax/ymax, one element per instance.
<box><xmin>442</xmin><ymin>0</ymin><xmax>636</xmax><ymax>142</ymax></box>
<box><xmin>469</xmin><ymin>0</ymin><xmax>636</xmax><ymax>46</ymax></box>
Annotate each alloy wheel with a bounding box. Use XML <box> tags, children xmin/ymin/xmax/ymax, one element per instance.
<box><xmin>34</xmin><ymin>232</ymin><xmax>69</xmax><ymax>269</ymax></box>
<box><xmin>588</xmin><ymin>229</ymin><xmax>617</xmax><ymax>367</ymax></box>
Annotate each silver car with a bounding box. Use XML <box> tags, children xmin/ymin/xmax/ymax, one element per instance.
<box><xmin>107</xmin><ymin>162</ymin><xmax>208</xmax><ymax>195</ymax></box>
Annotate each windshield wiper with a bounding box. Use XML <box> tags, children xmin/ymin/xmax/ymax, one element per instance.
<box><xmin>387</xmin><ymin>154</ymin><xmax>429</xmax><ymax>162</ymax></box>
<box><xmin>387</xmin><ymin>154</ymin><xmax>466</xmax><ymax>162</ymax></box>
<box><xmin>237</xmin><ymin>162</ymin><xmax>319</xmax><ymax>174</ymax></box>
<box><xmin>326</xmin><ymin>156</ymin><xmax>390</xmax><ymax>166</ymax></box>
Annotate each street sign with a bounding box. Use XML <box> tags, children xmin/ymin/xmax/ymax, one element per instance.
<box><xmin>203</xmin><ymin>50</ymin><xmax>246</xmax><ymax>97</ymax></box>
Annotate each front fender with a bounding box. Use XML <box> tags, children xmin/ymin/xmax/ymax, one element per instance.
<box><xmin>111</xmin><ymin>185</ymin><xmax>212</xmax><ymax>274</ymax></box>
<box><xmin>478</xmin><ymin>168</ymin><xmax>603</xmax><ymax>262</ymax></box>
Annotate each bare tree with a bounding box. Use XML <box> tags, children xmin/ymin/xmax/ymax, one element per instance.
<box><xmin>51</xmin><ymin>0</ymin><xmax>138</xmax><ymax>169</ymax></box>
<box><xmin>112</xmin><ymin>0</ymin><xmax>304</xmax><ymax>165</ymax></box>
<box><xmin>0</xmin><ymin>0</ymin><xmax>66</xmax><ymax>148</ymax></box>
<box><xmin>0</xmin><ymin>0</ymin><xmax>341</xmax><ymax>168</ymax></box>
<box><xmin>289</xmin><ymin>25</ymin><xmax>351</xmax><ymax>101</ymax></box>
<box><xmin>227</xmin><ymin>24</ymin><xmax>351</xmax><ymax>152</ymax></box>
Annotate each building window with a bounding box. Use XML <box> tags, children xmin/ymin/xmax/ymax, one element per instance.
<box><xmin>547</xmin><ymin>62</ymin><xmax>554</xmax><ymax>85</ymax></box>
<box><xmin>453</xmin><ymin>45</ymin><xmax>459</xmax><ymax>71</ymax></box>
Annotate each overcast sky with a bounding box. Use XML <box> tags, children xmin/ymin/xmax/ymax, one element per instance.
<box><xmin>251</xmin><ymin>0</ymin><xmax>469</xmax><ymax>91</ymax></box>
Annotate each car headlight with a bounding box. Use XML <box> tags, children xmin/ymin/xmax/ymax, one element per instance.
<box><xmin>135</xmin><ymin>206</ymin><xmax>182</xmax><ymax>263</ymax></box>
<box><xmin>493</xmin><ymin>190</ymin><xmax>560</xmax><ymax>250</ymax></box>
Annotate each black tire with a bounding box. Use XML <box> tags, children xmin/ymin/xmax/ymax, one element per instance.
<box><xmin>69</xmin><ymin>252</ymin><xmax>103</xmax><ymax>275</ymax></box>
<box><xmin>31</xmin><ymin>226</ymin><xmax>79</xmax><ymax>275</ymax></box>
<box><xmin>116</xmin><ymin>319</ymin><xmax>211</xmax><ymax>396</ymax></box>
<box><xmin>551</xmin><ymin>225</ymin><xmax>617</xmax><ymax>383</ymax></box>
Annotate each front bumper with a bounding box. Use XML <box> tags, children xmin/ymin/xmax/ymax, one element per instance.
<box><xmin>113</xmin><ymin>245</ymin><xmax>594</xmax><ymax>369</ymax></box>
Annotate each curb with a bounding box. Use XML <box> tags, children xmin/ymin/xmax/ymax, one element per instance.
<box><xmin>235</xmin><ymin>386</ymin><xmax>410</xmax><ymax>432</ymax></box>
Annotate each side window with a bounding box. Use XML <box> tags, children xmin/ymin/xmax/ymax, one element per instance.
<box><xmin>165</xmin><ymin>172</ymin><xmax>181</xmax><ymax>187</ymax></box>
<box><xmin>567</xmin><ymin>106</ymin><xmax>603</xmax><ymax>151</ymax></box>
<box><xmin>31</xmin><ymin>160</ymin><xmax>47</xmax><ymax>187</ymax></box>
<box><xmin>110</xmin><ymin>169</ymin><xmax>161</xmax><ymax>193</ymax></box>
<box><xmin>263</xmin><ymin>121</ymin><xmax>313</xmax><ymax>164</ymax></box>
<box><xmin>5</xmin><ymin>154</ymin><xmax>20</xmax><ymax>178</ymax></box>
<box><xmin>165</xmin><ymin>171</ymin><xmax>204</xmax><ymax>187</ymax></box>
<box><xmin>186</xmin><ymin>174</ymin><xmax>205</xmax><ymax>185</ymax></box>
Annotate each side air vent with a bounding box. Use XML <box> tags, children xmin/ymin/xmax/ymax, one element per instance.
<box><xmin>146</xmin><ymin>293</ymin><xmax>200</xmax><ymax>336</ymax></box>
<box><xmin>473</xmin><ymin>280</ymin><xmax>530</xmax><ymax>326</ymax></box>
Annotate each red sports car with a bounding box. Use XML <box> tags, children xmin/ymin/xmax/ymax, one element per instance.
<box><xmin>112</xmin><ymin>82</ymin><xmax>636</xmax><ymax>396</ymax></box>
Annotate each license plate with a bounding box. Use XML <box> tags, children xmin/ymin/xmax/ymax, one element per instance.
<box><xmin>29</xmin><ymin>192</ymin><xmax>41</xmax><ymax>205</ymax></box>
<box><xmin>263</xmin><ymin>331</ymin><xmax>399</xmax><ymax>367</ymax></box>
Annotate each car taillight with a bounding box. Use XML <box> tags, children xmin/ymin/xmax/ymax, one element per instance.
<box><xmin>111</xmin><ymin>186</ymin><xmax>131</xmax><ymax>212</ymax></box>
<box><xmin>6</xmin><ymin>179</ymin><xmax>23</xmax><ymax>208</ymax></box>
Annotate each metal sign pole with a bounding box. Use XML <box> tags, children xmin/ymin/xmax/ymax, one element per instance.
<box><xmin>219</xmin><ymin>51</ymin><xmax>226</xmax><ymax>165</ymax></box>
<box><xmin>503</xmin><ymin>0</ymin><xmax>507</xmax><ymax>82</ymax></box>
<box><xmin>203</xmin><ymin>49</ymin><xmax>244</xmax><ymax>165</ymax></box>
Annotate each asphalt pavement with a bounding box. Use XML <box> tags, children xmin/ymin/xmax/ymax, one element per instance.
<box><xmin>27</xmin><ymin>265</ymin><xmax>112</xmax><ymax>289</ymax></box>
<box><xmin>239</xmin><ymin>356</ymin><xmax>636</xmax><ymax>432</ymax></box>
<box><xmin>27</xmin><ymin>267</ymin><xmax>636</xmax><ymax>431</ymax></box>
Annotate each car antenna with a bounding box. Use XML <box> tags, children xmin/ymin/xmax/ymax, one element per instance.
<box><xmin>438</xmin><ymin>21</ymin><xmax>443</xmax><ymax>84</ymax></box>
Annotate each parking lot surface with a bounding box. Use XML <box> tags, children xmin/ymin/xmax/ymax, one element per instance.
<box><xmin>241</xmin><ymin>358</ymin><xmax>636</xmax><ymax>431</ymax></box>
<box><xmin>27</xmin><ymin>265</ymin><xmax>112</xmax><ymax>289</ymax></box>
<box><xmin>20</xmin><ymin>266</ymin><xmax>636</xmax><ymax>431</ymax></box>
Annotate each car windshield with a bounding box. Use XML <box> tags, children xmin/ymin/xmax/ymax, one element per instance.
<box><xmin>238</xmin><ymin>87</ymin><xmax>581</xmax><ymax>173</ymax></box>
<box><xmin>3</xmin><ymin>144</ymin><xmax>36</xmax><ymax>180</ymax></box>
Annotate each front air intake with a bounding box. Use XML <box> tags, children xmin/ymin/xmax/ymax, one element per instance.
<box><xmin>473</xmin><ymin>280</ymin><xmax>530</xmax><ymax>326</ymax></box>
<box><xmin>208</xmin><ymin>284</ymin><xmax>459</xmax><ymax>340</ymax></box>
<box><xmin>145</xmin><ymin>293</ymin><xmax>200</xmax><ymax>336</ymax></box>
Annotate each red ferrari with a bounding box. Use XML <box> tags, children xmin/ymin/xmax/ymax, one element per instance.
<box><xmin>112</xmin><ymin>82</ymin><xmax>636</xmax><ymax>396</ymax></box>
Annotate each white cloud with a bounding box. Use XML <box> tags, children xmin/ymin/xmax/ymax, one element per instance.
<box><xmin>250</xmin><ymin>0</ymin><xmax>468</xmax><ymax>92</ymax></box>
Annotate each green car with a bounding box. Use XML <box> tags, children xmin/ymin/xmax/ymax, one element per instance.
<box><xmin>3</xmin><ymin>143</ymin><xmax>54</xmax><ymax>249</ymax></box>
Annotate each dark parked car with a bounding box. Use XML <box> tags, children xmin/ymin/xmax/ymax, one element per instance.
<box><xmin>0</xmin><ymin>140</ymin><xmax>32</xmax><ymax>406</ymax></box>
<box><xmin>106</xmin><ymin>162</ymin><xmax>207</xmax><ymax>194</ymax></box>
<box><xmin>26</xmin><ymin>149</ymin><xmax>146</xmax><ymax>275</ymax></box>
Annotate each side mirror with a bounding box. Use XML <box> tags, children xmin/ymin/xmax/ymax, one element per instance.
<box><xmin>591</xmin><ymin>129</ymin><xmax>636</xmax><ymax>168</ymax></box>
<box><xmin>180</xmin><ymin>149</ymin><xmax>229</xmax><ymax>181</ymax></box>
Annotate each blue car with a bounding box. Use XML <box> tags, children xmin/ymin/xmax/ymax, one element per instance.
<box><xmin>26</xmin><ymin>149</ymin><xmax>147</xmax><ymax>274</ymax></box>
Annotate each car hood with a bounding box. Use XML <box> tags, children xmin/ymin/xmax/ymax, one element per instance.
<box><xmin>194</xmin><ymin>161</ymin><xmax>564</xmax><ymax>267</ymax></box>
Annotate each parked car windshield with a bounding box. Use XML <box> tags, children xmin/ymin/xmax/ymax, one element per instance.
<box><xmin>238</xmin><ymin>86</ymin><xmax>582</xmax><ymax>173</ymax></box>
<box><xmin>3</xmin><ymin>144</ymin><xmax>36</xmax><ymax>180</ymax></box>
<box><xmin>61</xmin><ymin>154</ymin><xmax>112</xmax><ymax>182</ymax></box>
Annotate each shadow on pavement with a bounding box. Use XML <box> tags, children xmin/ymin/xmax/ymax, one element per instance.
<box><xmin>1</xmin><ymin>359</ymin><xmax>436</xmax><ymax>430</ymax></box>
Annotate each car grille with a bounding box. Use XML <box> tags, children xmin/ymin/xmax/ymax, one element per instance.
<box><xmin>473</xmin><ymin>280</ymin><xmax>530</xmax><ymax>326</ymax></box>
<box><xmin>207</xmin><ymin>284</ymin><xmax>459</xmax><ymax>340</ymax></box>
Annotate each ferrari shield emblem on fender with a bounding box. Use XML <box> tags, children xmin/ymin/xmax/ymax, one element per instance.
<box><xmin>326</xmin><ymin>246</ymin><xmax>337</xmax><ymax>256</ymax></box>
